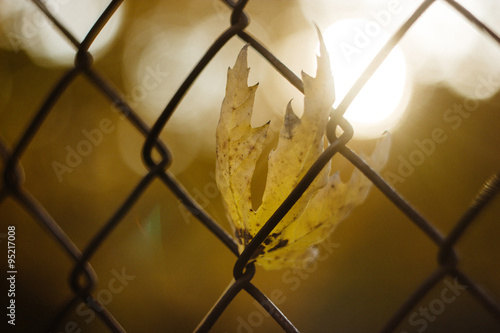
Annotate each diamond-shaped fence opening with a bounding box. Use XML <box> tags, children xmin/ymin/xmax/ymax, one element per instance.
<box><xmin>1</xmin><ymin>0</ymin><xmax>500</xmax><ymax>332</ymax></box>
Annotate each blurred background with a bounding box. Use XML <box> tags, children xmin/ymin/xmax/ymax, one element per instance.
<box><xmin>1</xmin><ymin>0</ymin><xmax>500</xmax><ymax>332</ymax></box>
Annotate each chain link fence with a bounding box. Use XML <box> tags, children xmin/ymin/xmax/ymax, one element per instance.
<box><xmin>1</xmin><ymin>0</ymin><xmax>500</xmax><ymax>332</ymax></box>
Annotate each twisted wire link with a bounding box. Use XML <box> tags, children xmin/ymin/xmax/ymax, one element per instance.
<box><xmin>1</xmin><ymin>0</ymin><xmax>499</xmax><ymax>332</ymax></box>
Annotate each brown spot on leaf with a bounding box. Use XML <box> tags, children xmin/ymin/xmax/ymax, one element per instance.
<box><xmin>268</xmin><ymin>239</ymin><xmax>289</xmax><ymax>252</ymax></box>
<box><xmin>235</xmin><ymin>228</ymin><xmax>253</xmax><ymax>245</ymax></box>
<box><xmin>251</xmin><ymin>244</ymin><xmax>266</xmax><ymax>259</ymax></box>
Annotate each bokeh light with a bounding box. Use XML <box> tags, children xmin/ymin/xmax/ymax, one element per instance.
<box><xmin>402</xmin><ymin>0</ymin><xmax>500</xmax><ymax>99</ymax></box>
<box><xmin>323</xmin><ymin>19</ymin><xmax>410</xmax><ymax>139</ymax></box>
<box><xmin>0</xmin><ymin>0</ymin><xmax>125</xmax><ymax>67</ymax></box>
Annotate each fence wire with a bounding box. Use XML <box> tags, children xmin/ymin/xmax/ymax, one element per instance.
<box><xmin>1</xmin><ymin>0</ymin><xmax>500</xmax><ymax>332</ymax></box>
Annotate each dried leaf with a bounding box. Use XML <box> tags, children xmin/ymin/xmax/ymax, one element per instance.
<box><xmin>215</xmin><ymin>32</ymin><xmax>391</xmax><ymax>270</ymax></box>
<box><xmin>215</xmin><ymin>45</ymin><xmax>269</xmax><ymax>242</ymax></box>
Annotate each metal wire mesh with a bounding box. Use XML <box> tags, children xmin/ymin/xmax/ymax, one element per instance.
<box><xmin>1</xmin><ymin>0</ymin><xmax>500</xmax><ymax>332</ymax></box>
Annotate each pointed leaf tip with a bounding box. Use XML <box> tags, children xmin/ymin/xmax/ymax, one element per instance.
<box><xmin>235</xmin><ymin>45</ymin><xmax>249</xmax><ymax>66</ymax></box>
<box><xmin>315</xmin><ymin>25</ymin><xmax>327</xmax><ymax>56</ymax></box>
<box><xmin>231</xmin><ymin>45</ymin><xmax>252</xmax><ymax>77</ymax></box>
<box><xmin>283</xmin><ymin>101</ymin><xmax>300</xmax><ymax>139</ymax></box>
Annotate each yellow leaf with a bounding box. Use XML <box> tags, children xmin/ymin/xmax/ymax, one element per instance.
<box><xmin>215</xmin><ymin>32</ymin><xmax>391</xmax><ymax>270</ymax></box>
<box><xmin>215</xmin><ymin>45</ymin><xmax>269</xmax><ymax>245</ymax></box>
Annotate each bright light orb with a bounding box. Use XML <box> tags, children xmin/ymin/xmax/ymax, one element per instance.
<box><xmin>2</xmin><ymin>0</ymin><xmax>125</xmax><ymax>67</ymax></box>
<box><xmin>323</xmin><ymin>19</ymin><xmax>410</xmax><ymax>139</ymax></box>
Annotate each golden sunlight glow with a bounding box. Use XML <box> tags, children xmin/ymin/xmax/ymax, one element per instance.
<box><xmin>323</xmin><ymin>19</ymin><xmax>410</xmax><ymax>139</ymax></box>
<box><xmin>0</xmin><ymin>0</ymin><xmax>125</xmax><ymax>67</ymax></box>
<box><xmin>402</xmin><ymin>0</ymin><xmax>500</xmax><ymax>100</ymax></box>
